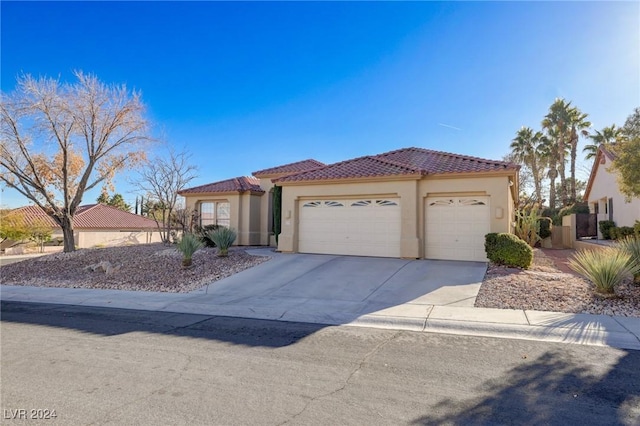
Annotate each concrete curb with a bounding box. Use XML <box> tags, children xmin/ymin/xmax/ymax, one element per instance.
<box><xmin>2</xmin><ymin>284</ymin><xmax>639</xmax><ymax>350</ymax></box>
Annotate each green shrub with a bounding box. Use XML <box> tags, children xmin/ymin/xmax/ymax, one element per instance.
<box><xmin>538</xmin><ymin>217</ymin><xmax>552</xmax><ymax>240</ymax></box>
<box><xmin>609</xmin><ymin>226</ymin><xmax>634</xmax><ymax>240</ymax></box>
<box><xmin>207</xmin><ymin>227</ymin><xmax>237</xmax><ymax>257</ymax></box>
<box><xmin>610</xmin><ymin>227</ymin><xmax>620</xmax><ymax>240</ymax></box>
<box><xmin>195</xmin><ymin>224</ymin><xmax>220</xmax><ymax>247</ymax></box>
<box><xmin>558</xmin><ymin>203</ymin><xmax>590</xmax><ymax>216</ymax></box>
<box><xmin>599</xmin><ymin>220</ymin><xmax>616</xmax><ymax>240</ymax></box>
<box><xmin>568</xmin><ymin>247</ymin><xmax>638</xmax><ymax>294</ymax></box>
<box><xmin>176</xmin><ymin>233</ymin><xmax>203</xmax><ymax>267</ymax></box>
<box><xmin>485</xmin><ymin>233</ymin><xmax>533</xmax><ymax>269</ymax></box>
<box><xmin>484</xmin><ymin>233</ymin><xmax>499</xmax><ymax>256</ymax></box>
<box><xmin>635</xmin><ymin>221</ymin><xmax>640</xmax><ymax>239</ymax></box>
<box><xmin>619</xmin><ymin>226</ymin><xmax>635</xmax><ymax>239</ymax></box>
<box><xmin>617</xmin><ymin>236</ymin><xmax>640</xmax><ymax>285</ymax></box>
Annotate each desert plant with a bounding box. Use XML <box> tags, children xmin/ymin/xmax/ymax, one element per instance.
<box><xmin>176</xmin><ymin>233</ymin><xmax>203</xmax><ymax>267</ymax></box>
<box><xmin>485</xmin><ymin>233</ymin><xmax>533</xmax><ymax>269</ymax></box>
<box><xmin>617</xmin><ymin>236</ymin><xmax>640</xmax><ymax>285</ymax></box>
<box><xmin>207</xmin><ymin>227</ymin><xmax>237</xmax><ymax>257</ymax></box>
<box><xmin>599</xmin><ymin>220</ymin><xmax>616</xmax><ymax>240</ymax></box>
<box><xmin>514</xmin><ymin>208</ymin><xmax>542</xmax><ymax>247</ymax></box>
<box><xmin>195</xmin><ymin>224</ymin><xmax>220</xmax><ymax>247</ymax></box>
<box><xmin>568</xmin><ymin>247</ymin><xmax>639</xmax><ymax>294</ymax></box>
<box><xmin>635</xmin><ymin>221</ymin><xmax>640</xmax><ymax>239</ymax></box>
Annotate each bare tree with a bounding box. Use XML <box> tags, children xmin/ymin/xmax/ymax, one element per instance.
<box><xmin>132</xmin><ymin>149</ymin><xmax>198</xmax><ymax>243</ymax></box>
<box><xmin>0</xmin><ymin>72</ymin><xmax>151</xmax><ymax>252</ymax></box>
<box><xmin>173</xmin><ymin>203</ymin><xmax>200</xmax><ymax>234</ymax></box>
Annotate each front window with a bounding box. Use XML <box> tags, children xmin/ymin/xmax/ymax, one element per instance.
<box><xmin>200</xmin><ymin>201</ymin><xmax>230</xmax><ymax>227</ymax></box>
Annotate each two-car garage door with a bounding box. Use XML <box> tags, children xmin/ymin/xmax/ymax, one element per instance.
<box><xmin>297</xmin><ymin>196</ymin><xmax>490</xmax><ymax>261</ymax></box>
<box><xmin>298</xmin><ymin>199</ymin><xmax>401</xmax><ymax>258</ymax></box>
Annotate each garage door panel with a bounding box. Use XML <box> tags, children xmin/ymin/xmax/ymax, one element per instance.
<box><xmin>426</xmin><ymin>196</ymin><xmax>490</xmax><ymax>262</ymax></box>
<box><xmin>299</xmin><ymin>198</ymin><xmax>401</xmax><ymax>258</ymax></box>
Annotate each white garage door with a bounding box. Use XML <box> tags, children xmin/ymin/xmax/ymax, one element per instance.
<box><xmin>425</xmin><ymin>196</ymin><xmax>490</xmax><ymax>262</ymax></box>
<box><xmin>299</xmin><ymin>199</ymin><xmax>401</xmax><ymax>257</ymax></box>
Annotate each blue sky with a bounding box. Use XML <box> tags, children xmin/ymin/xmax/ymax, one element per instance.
<box><xmin>1</xmin><ymin>1</ymin><xmax>638</xmax><ymax>208</ymax></box>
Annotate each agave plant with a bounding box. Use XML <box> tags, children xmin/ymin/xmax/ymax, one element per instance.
<box><xmin>616</xmin><ymin>236</ymin><xmax>640</xmax><ymax>285</ymax></box>
<box><xmin>568</xmin><ymin>247</ymin><xmax>639</xmax><ymax>294</ymax></box>
<box><xmin>176</xmin><ymin>233</ymin><xmax>203</xmax><ymax>267</ymax></box>
<box><xmin>207</xmin><ymin>227</ymin><xmax>237</xmax><ymax>257</ymax></box>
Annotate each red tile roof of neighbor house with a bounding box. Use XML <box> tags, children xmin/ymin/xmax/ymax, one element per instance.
<box><xmin>12</xmin><ymin>204</ymin><xmax>159</xmax><ymax>230</ymax></box>
<box><xmin>178</xmin><ymin>176</ymin><xmax>264</xmax><ymax>195</ymax></box>
<box><xmin>276</xmin><ymin>147</ymin><xmax>518</xmax><ymax>183</ymax></box>
<box><xmin>252</xmin><ymin>159</ymin><xmax>326</xmax><ymax>177</ymax></box>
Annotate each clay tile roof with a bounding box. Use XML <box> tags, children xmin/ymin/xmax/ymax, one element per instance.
<box><xmin>275</xmin><ymin>155</ymin><xmax>423</xmax><ymax>182</ymax></box>
<box><xmin>276</xmin><ymin>147</ymin><xmax>517</xmax><ymax>183</ymax></box>
<box><xmin>178</xmin><ymin>176</ymin><xmax>264</xmax><ymax>195</ymax></box>
<box><xmin>252</xmin><ymin>159</ymin><xmax>326</xmax><ymax>177</ymax></box>
<box><xmin>375</xmin><ymin>147</ymin><xmax>518</xmax><ymax>174</ymax></box>
<box><xmin>11</xmin><ymin>204</ymin><xmax>158</xmax><ymax>230</ymax></box>
<box><xmin>11</xmin><ymin>205</ymin><xmax>58</xmax><ymax>228</ymax></box>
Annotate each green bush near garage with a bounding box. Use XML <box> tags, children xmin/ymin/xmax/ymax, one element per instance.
<box><xmin>484</xmin><ymin>233</ymin><xmax>533</xmax><ymax>269</ymax></box>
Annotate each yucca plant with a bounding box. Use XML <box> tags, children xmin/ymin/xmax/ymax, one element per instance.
<box><xmin>616</xmin><ymin>236</ymin><xmax>640</xmax><ymax>285</ymax></box>
<box><xmin>514</xmin><ymin>207</ymin><xmax>542</xmax><ymax>248</ymax></box>
<box><xmin>176</xmin><ymin>233</ymin><xmax>203</xmax><ymax>267</ymax></box>
<box><xmin>207</xmin><ymin>227</ymin><xmax>237</xmax><ymax>257</ymax></box>
<box><xmin>568</xmin><ymin>247</ymin><xmax>639</xmax><ymax>294</ymax></box>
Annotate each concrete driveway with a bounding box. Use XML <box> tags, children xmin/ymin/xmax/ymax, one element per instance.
<box><xmin>173</xmin><ymin>249</ymin><xmax>487</xmax><ymax>323</ymax></box>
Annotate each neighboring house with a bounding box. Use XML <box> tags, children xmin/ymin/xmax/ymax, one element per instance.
<box><xmin>180</xmin><ymin>147</ymin><xmax>518</xmax><ymax>262</ymax></box>
<box><xmin>584</xmin><ymin>145</ymin><xmax>640</xmax><ymax>238</ymax></box>
<box><xmin>6</xmin><ymin>204</ymin><xmax>162</xmax><ymax>249</ymax></box>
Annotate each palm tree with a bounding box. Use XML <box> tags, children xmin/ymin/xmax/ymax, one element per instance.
<box><xmin>567</xmin><ymin>106</ymin><xmax>591</xmax><ymax>203</ymax></box>
<box><xmin>542</xmin><ymin>98</ymin><xmax>572</xmax><ymax>207</ymax></box>
<box><xmin>540</xmin><ymin>127</ymin><xmax>560</xmax><ymax>209</ymax></box>
<box><xmin>584</xmin><ymin>124</ymin><xmax>622</xmax><ymax>160</ymax></box>
<box><xmin>510</xmin><ymin>126</ymin><xmax>547</xmax><ymax>203</ymax></box>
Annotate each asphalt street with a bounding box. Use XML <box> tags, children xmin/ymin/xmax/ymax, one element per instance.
<box><xmin>1</xmin><ymin>301</ymin><xmax>639</xmax><ymax>425</ymax></box>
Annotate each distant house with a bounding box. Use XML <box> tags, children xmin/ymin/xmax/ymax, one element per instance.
<box><xmin>584</xmin><ymin>145</ymin><xmax>640</xmax><ymax>238</ymax></box>
<box><xmin>179</xmin><ymin>147</ymin><xmax>519</xmax><ymax>262</ymax></box>
<box><xmin>5</xmin><ymin>204</ymin><xmax>162</xmax><ymax>249</ymax></box>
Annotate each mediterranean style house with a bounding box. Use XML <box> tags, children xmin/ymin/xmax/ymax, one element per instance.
<box><xmin>179</xmin><ymin>147</ymin><xmax>519</xmax><ymax>262</ymax></box>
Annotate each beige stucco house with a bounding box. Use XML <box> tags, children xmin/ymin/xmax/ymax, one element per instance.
<box><xmin>584</xmin><ymin>145</ymin><xmax>640</xmax><ymax>238</ymax></box>
<box><xmin>180</xmin><ymin>147</ymin><xmax>519</xmax><ymax>262</ymax></box>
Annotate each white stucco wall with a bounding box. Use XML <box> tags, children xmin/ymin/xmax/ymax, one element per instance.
<box><xmin>587</xmin><ymin>159</ymin><xmax>640</xmax><ymax>228</ymax></box>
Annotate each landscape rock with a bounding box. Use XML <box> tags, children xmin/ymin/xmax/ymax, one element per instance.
<box><xmin>2</xmin><ymin>243</ymin><xmax>268</xmax><ymax>293</ymax></box>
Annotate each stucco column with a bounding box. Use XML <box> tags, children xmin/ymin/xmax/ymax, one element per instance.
<box><xmin>400</xmin><ymin>181</ymin><xmax>420</xmax><ymax>258</ymax></box>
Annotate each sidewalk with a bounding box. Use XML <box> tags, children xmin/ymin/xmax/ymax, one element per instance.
<box><xmin>2</xmin><ymin>282</ymin><xmax>639</xmax><ymax>350</ymax></box>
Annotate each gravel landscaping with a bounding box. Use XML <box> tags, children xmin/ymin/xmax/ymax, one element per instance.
<box><xmin>0</xmin><ymin>243</ymin><xmax>269</xmax><ymax>293</ymax></box>
<box><xmin>475</xmin><ymin>248</ymin><xmax>640</xmax><ymax>318</ymax></box>
<box><xmin>2</xmin><ymin>244</ymin><xmax>639</xmax><ymax>318</ymax></box>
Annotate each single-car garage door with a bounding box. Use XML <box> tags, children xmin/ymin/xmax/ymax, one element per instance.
<box><xmin>299</xmin><ymin>199</ymin><xmax>401</xmax><ymax>257</ymax></box>
<box><xmin>425</xmin><ymin>196</ymin><xmax>490</xmax><ymax>262</ymax></box>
